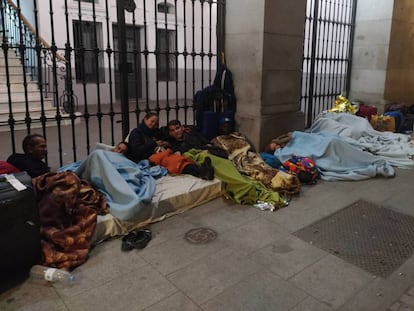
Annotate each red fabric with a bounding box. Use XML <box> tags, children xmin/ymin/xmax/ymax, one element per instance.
<box><xmin>356</xmin><ymin>104</ymin><xmax>378</xmax><ymax>121</ymax></box>
<box><xmin>282</xmin><ymin>156</ymin><xmax>319</xmax><ymax>184</ymax></box>
<box><xmin>149</xmin><ymin>149</ymin><xmax>195</xmax><ymax>174</ymax></box>
<box><xmin>0</xmin><ymin>161</ymin><xmax>21</xmax><ymax>174</ymax></box>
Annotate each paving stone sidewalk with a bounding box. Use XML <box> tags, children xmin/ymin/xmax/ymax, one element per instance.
<box><xmin>388</xmin><ymin>286</ymin><xmax>414</xmax><ymax>311</ymax></box>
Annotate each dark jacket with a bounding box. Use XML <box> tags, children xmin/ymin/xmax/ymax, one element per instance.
<box><xmin>168</xmin><ymin>127</ymin><xmax>210</xmax><ymax>154</ymax></box>
<box><xmin>7</xmin><ymin>153</ymin><xmax>50</xmax><ymax>178</ymax></box>
<box><xmin>126</xmin><ymin>123</ymin><xmax>161</xmax><ymax>163</ymax></box>
<box><xmin>168</xmin><ymin>126</ymin><xmax>228</xmax><ymax>158</ymax></box>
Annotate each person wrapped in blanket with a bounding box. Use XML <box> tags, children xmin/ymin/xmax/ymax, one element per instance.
<box><xmin>263</xmin><ymin>128</ymin><xmax>395</xmax><ymax>181</ymax></box>
<box><xmin>166</xmin><ymin>119</ymin><xmax>291</xmax><ymax>209</ymax></box>
<box><xmin>7</xmin><ymin>134</ymin><xmax>109</xmax><ymax>270</ymax></box>
<box><xmin>210</xmin><ymin>119</ymin><xmax>300</xmax><ymax>195</ymax></box>
<box><xmin>263</xmin><ymin>135</ymin><xmax>320</xmax><ymax>185</ymax></box>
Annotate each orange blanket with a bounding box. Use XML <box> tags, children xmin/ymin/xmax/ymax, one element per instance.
<box><xmin>149</xmin><ymin>149</ymin><xmax>195</xmax><ymax>174</ymax></box>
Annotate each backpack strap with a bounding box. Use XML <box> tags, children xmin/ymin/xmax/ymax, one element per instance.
<box><xmin>221</xmin><ymin>69</ymin><xmax>227</xmax><ymax>90</ymax></box>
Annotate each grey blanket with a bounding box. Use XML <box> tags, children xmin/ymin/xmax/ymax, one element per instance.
<box><xmin>274</xmin><ymin>131</ymin><xmax>395</xmax><ymax>181</ymax></box>
<box><xmin>308</xmin><ymin>112</ymin><xmax>414</xmax><ymax>169</ymax></box>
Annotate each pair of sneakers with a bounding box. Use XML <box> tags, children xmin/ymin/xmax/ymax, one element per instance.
<box><xmin>121</xmin><ymin>229</ymin><xmax>152</xmax><ymax>251</ymax></box>
<box><xmin>199</xmin><ymin>156</ymin><xmax>214</xmax><ymax>180</ymax></box>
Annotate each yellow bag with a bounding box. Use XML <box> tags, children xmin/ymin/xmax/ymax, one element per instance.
<box><xmin>370</xmin><ymin>115</ymin><xmax>396</xmax><ymax>132</ymax></box>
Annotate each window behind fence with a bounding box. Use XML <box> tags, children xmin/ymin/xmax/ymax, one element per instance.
<box><xmin>0</xmin><ymin>0</ymin><xmax>225</xmax><ymax>169</ymax></box>
<box><xmin>156</xmin><ymin>29</ymin><xmax>177</xmax><ymax>82</ymax></box>
<box><xmin>301</xmin><ymin>0</ymin><xmax>357</xmax><ymax>126</ymax></box>
<box><xmin>73</xmin><ymin>20</ymin><xmax>105</xmax><ymax>83</ymax></box>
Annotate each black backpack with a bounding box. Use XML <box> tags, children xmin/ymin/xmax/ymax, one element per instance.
<box><xmin>193</xmin><ymin>64</ymin><xmax>237</xmax><ymax>137</ymax></box>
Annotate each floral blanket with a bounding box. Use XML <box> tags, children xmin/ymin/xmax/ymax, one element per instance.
<box><xmin>211</xmin><ymin>132</ymin><xmax>300</xmax><ymax>194</ymax></box>
<box><xmin>33</xmin><ymin>171</ymin><xmax>108</xmax><ymax>270</ymax></box>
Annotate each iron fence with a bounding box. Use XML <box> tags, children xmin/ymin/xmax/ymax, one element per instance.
<box><xmin>0</xmin><ymin>0</ymin><xmax>225</xmax><ymax>168</ymax></box>
<box><xmin>301</xmin><ymin>0</ymin><xmax>357</xmax><ymax>127</ymax></box>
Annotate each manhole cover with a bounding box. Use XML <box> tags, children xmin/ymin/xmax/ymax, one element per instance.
<box><xmin>293</xmin><ymin>200</ymin><xmax>414</xmax><ymax>278</ymax></box>
<box><xmin>184</xmin><ymin>227</ymin><xmax>217</xmax><ymax>244</ymax></box>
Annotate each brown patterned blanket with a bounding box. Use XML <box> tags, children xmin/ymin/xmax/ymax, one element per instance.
<box><xmin>33</xmin><ymin>171</ymin><xmax>108</xmax><ymax>270</ymax></box>
<box><xmin>211</xmin><ymin>132</ymin><xmax>300</xmax><ymax>195</ymax></box>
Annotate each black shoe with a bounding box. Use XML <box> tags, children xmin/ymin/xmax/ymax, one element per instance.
<box><xmin>121</xmin><ymin>229</ymin><xmax>152</xmax><ymax>251</ymax></box>
<box><xmin>200</xmin><ymin>156</ymin><xmax>214</xmax><ymax>180</ymax></box>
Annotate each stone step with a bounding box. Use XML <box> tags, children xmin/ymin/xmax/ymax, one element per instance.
<box><xmin>0</xmin><ymin>72</ymin><xmax>34</xmax><ymax>83</ymax></box>
<box><xmin>0</xmin><ymin>82</ymin><xmax>41</xmax><ymax>93</ymax></box>
<box><xmin>0</xmin><ymin>48</ymin><xmax>77</xmax><ymax>131</ymax></box>
<box><xmin>0</xmin><ymin>106</ymin><xmax>59</xmax><ymax>129</ymax></box>
<box><xmin>0</xmin><ymin>111</ymin><xmax>82</xmax><ymax>131</ymax></box>
<box><xmin>0</xmin><ymin>97</ymin><xmax>55</xmax><ymax>110</ymax></box>
<box><xmin>0</xmin><ymin>92</ymin><xmax>43</xmax><ymax>103</ymax></box>
<box><xmin>0</xmin><ymin>105</ymin><xmax>56</xmax><ymax>119</ymax></box>
<box><xmin>0</xmin><ymin>90</ymin><xmax>43</xmax><ymax>102</ymax></box>
<box><xmin>0</xmin><ymin>64</ymin><xmax>28</xmax><ymax>75</ymax></box>
<box><xmin>0</xmin><ymin>57</ymin><xmax>22</xmax><ymax>67</ymax></box>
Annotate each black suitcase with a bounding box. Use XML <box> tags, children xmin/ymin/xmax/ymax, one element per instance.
<box><xmin>0</xmin><ymin>172</ymin><xmax>41</xmax><ymax>291</ymax></box>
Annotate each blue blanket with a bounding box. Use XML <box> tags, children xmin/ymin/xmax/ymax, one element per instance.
<box><xmin>309</xmin><ymin>112</ymin><xmax>414</xmax><ymax>169</ymax></box>
<box><xmin>59</xmin><ymin>150</ymin><xmax>167</xmax><ymax>221</ymax></box>
<box><xmin>274</xmin><ymin>131</ymin><xmax>395</xmax><ymax>181</ymax></box>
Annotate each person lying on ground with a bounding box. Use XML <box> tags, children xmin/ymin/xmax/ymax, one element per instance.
<box><xmin>112</xmin><ymin>141</ymin><xmax>129</xmax><ymax>154</ymax></box>
<box><xmin>166</xmin><ymin>119</ymin><xmax>227</xmax><ymax>158</ymax></box>
<box><xmin>211</xmin><ymin>119</ymin><xmax>300</xmax><ymax>195</ymax></box>
<box><xmin>7</xmin><ymin>133</ymin><xmax>50</xmax><ymax>178</ymax></box>
<box><xmin>184</xmin><ymin>148</ymin><xmax>288</xmax><ymax>209</ymax></box>
<box><xmin>264</xmin><ymin>132</ymin><xmax>292</xmax><ymax>153</ymax></box>
<box><xmin>99</xmin><ymin>132</ymin><xmax>214</xmax><ymax>180</ymax></box>
<box><xmin>165</xmin><ymin>119</ymin><xmax>291</xmax><ymax>207</ymax></box>
<box><xmin>265</xmin><ymin>130</ymin><xmax>395</xmax><ymax>181</ymax></box>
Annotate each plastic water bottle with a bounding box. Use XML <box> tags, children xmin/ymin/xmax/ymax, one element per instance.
<box><xmin>30</xmin><ymin>265</ymin><xmax>76</xmax><ymax>283</ymax></box>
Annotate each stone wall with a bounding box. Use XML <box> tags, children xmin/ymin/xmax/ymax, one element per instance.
<box><xmin>384</xmin><ymin>0</ymin><xmax>414</xmax><ymax>104</ymax></box>
<box><xmin>349</xmin><ymin>0</ymin><xmax>394</xmax><ymax>113</ymax></box>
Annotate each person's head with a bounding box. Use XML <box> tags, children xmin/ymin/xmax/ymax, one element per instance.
<box><xmin>218</xmin><ymin>116</ymin><xmax>234</xmax><ymax>135</ymax></box>
<box><xmin>112</xmin><ymin>141</ymin><xmax>128</xmax><ymax>154</ymax></box>
<box><xmin>264</xmin><ymin>141</ymin><xmax>282</xmax><ymax>153</ymax></box>
<box><xmin>142</xmin><ymin>111</ymin><xmax>159</xmax><ymax>130</ymax></box>
<box><xmin>264</xmin><ymin>142</ymin><xmax>277</xmax><ymax>154</ymax></box>
<box><xmin>167</xmin><ymin>120</ymin><xmax>185</xmax><ymax>141</ymax></box>
<box><xmin>22</xmin><ymin>134</ymin><xmax>47</xmax><ymax>160</ymax></box>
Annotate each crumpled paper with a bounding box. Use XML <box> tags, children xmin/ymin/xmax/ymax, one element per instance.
<box><xmin>253</xmin><ymin>201</ymin><xmax>276</xmax><ymax>211</ymax></box>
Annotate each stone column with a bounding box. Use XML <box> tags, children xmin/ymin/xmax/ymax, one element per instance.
<box><xmin>225</xmin><ymin>0</ymin><xmax>306</xmax><ymax>150</ymax></box>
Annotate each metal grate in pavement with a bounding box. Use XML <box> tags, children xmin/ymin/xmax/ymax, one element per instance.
<box><xmin>293</xmin><ymin>200</ymin><xmax>414</xmax><ymax>278</ymax></box>
<box><xmin>184</xmin><ymin>227</ymin><xmax>217</xmax><ymax>244</ymax></box>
